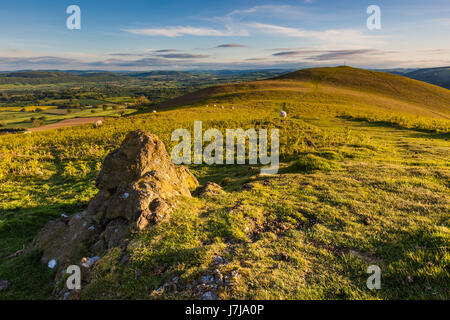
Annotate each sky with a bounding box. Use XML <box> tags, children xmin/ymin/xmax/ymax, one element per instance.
<box><xmin>0</xmin><ymin>0</ymin><xmax>449</xmax><ymax>70</ymax></box>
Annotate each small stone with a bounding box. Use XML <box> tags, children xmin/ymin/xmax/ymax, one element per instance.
<box><xmin>87</xmin><ymin>256</ymin><xmax>100</xmax><ymax>266</ymax></box>
<box><xmin>63</xmin><ymin>292</ymin><xmax>71</xmax><ymax>300</ymax></box>
<box><xmin>213</xmin><ymin>256</ymin><xmax>225</xmax><ymax>264</ymax></box>
<box><xmin>81</xmin><ymin>256</ymin><xmax>100</xmax><ymax>268</ymax></box>
<box><xmin>405</xmin><ymin>275</ymin><xmax>414</xmax><ymax>284</ymax></box>
<box><xmin>61</xmin><ymin>214</ymin><xmax>68</xmax><ymax>218</ymax></box>
<box><xmin>214</xmin><ymin>270</ymin><xmax>223</xmax><ymax>285</ymax></box>
<box><xmin>154</xmin><ymin>264</ymin><xmax>168</xmax><ymax>275</ymax></box>
<box><xmin>241</xmin><ymin>183</ymin><xmax>255</xmax><ymax>191</ymax></box>
<box><xmin>48</xmin><ymin>259</ymin><xmax>57</xmax><ymax>269</ymax></box>
<box><xmin>200</xmin><ymin>275</ymin><xmax>215</xmax><ymax>284</ymax></box>
<box><xmin>0</xmin><ymin>280</ymin><xmax>10</xmax><ymax>292</ymax></box>
<box><xmin>122</xmin><ymin>193</ymin><xmax>129</xmax><ymax>199</ymax></box>
<box><xmin>200</xmin><ymin>291</ymin><xmax>218</xmax><ymax>300</ymax></box>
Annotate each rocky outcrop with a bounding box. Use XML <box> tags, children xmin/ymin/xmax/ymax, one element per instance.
<box><xmin>31</xmin><ymin>130</ymin><xmax>198</xmax><ymax>271</ymax></box>
<box><xmin>194</xmin><ymin>181</ymin><xmax>224</xmax><ymax>197</ymax></box>
<box><xmin>86</xmin><ymin>129</ymin><xmax>198</xmax><ymax>229</ymax></box>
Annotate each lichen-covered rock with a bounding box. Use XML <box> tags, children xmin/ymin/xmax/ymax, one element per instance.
<box><xmin>95</xmin><ymin>130</ymin><xmax>190</xmax><ymax>191</ymax></box>
<box><xmin>31</xmin><ymin>129</ymin><xmax>199</xmax><ymax>275</ymax></box>
<box><xmin>194</xmin><ymin>181</ymin><xmax>224</xmax><ymax>197</ymax></box>
<box><xmin>87</xmin><ymin>130</ymin><xmax>198</xmax><ymax>229</ymax></box>
<box><xmin>103</xmin><ymin>218</ymin><xmax>130</xmax><ymax>249</ymax></box>
<box><xmin>32</xmin><ymin>213</ymin><xmax>101</xmax><ymax>266</ymax></box>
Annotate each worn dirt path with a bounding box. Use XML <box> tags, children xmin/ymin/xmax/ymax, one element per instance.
<box><xmin>28</xmin><ymin>117</ymin><xmax>104</xmax><ymax>132</ymax></box>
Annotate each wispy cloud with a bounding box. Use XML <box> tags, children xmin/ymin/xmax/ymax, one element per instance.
<box><xmin>272</xmin><ymin>50</ymin><xmax>322</xmax><ymax>57</ymax></box>
<box><xmin>156</xmin><ymin>53</ymin><xmax>209</xmax><ymax>59</ymax></box>
<box><xmin>0</xmin><ymin>56</ymin><xmax>78</xmax><ymax>67</ymax></box>
<box><xmin>124</xmin><ymin>20</ymin><xmax>384</xmax><ymax>49</ymax></box>
<box><xmin>125</xmin><ymin>26</ymin><xmax>248</xmax><ymax>37</ymax></box>
<box><xmin>247</xmin><ymin>23</ymin><xmax>383</xmax><ymax>46</ymax></box>
<box><xmin>215</xmin><ymin>44</ymin><xmax>247</xmax><ymax>48</ymax></box>
<box><xmin>306</xmin><ymin>49</ymin><xmax>382</xmax><ymax>61</ymax></box>
<box><xmin>153</xmin><ymin>49</ymin><xmax>179</xmax><ymax>53</ymax></box>
<box><xmin>272</xmin><ymin>49</ymin><xmax>382</xmax><ymax>60</ymax></box>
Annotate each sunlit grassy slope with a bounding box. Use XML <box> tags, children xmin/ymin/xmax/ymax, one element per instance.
<box><xmin>162</xmin><ymin>66</ymin><xmax>450</xmax><ymax>131</ymax></box>
<box><xmin>0</xmin><ymin>67</ymin><xmax>448</xmax><ymax>300</ymax></box>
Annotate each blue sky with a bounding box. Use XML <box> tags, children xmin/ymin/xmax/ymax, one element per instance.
<box><xmin>0</xmin><ymin>0</ymin><xmax>449</xmax><ymax>70</ymax></box>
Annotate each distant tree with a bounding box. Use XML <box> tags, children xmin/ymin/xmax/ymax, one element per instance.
<box><xmin>102</xmin><ymin>105</ymin><xmax>108</xmax><ymax>111</ymax></box>
<box><xmin>134</xmin><ymin>96</ymin><xmax>150</xmax><ymax>109</ymax></box>
<box><xmin>32</xmin><ymin>119</ymin><xmax>42</xmax><ymax>127</ymax></box>
<box><xmin>67</xmin><ymin>109</ymin><xmax>73</xmax><ymax>114</ymax></box>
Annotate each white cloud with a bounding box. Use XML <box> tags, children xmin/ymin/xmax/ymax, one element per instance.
<box><xmin>245</xmin><ymin>23</ymin><xmax>385</xmax><ymax>48</ymax></box>
<box><xmin>124</xmin><ymin>20</ymin><xmax>384</xmax><ymax>49</ymax></box>
<box><xmin>228</xmin><ymin>5</ymin><xmax>293</xmax><ymax>17</ymax></box>
<box><xmin>245</xmin><ymin>22</ymin><xmax>314</xmax><ymax>37</ymax></box>
<box><xmin>125</xmin><ymin>26</ymin><xmax>248</xmax><ymax>37</ymax></box>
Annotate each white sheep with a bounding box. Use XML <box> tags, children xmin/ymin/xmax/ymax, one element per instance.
<box><xmin>153</xmin><ymin>110</ymin><xmax>157</xmax><ymax>113</ymax></box>
<box><xmin>279</xmin><ymin>110</ymin><xmax>287</xmax><ymax>119</ymax></box>
<box><xmin>94</xmin><ymin>120</ymin><xmax>103</xmax><ymax>128</ymax></box>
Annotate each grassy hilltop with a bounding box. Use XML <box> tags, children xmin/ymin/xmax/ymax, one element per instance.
<box><xmin>0</xmin><ymin>66</ymin><xmax>448</xmax><ymax>299</ymax></box>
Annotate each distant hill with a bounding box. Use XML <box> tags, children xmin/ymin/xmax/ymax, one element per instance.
<box><xmin>161</xmin><ymin>66</ymin><xmax>450</xmax><ymax>121</ymax></box>
<box><xmin>0</xmin><ymin>71</ymin><xmax>75</xmax><ymax>79</ymax></box>
<box><xmin>0</xmin><ymin>70</ymin><xmax>127</xmax><ymax>85</ymax></box>
<box><xmin>375</xmin><ymin>68</ymin><xmax>418</xmax><ymax>75</ymax></box>
<box><xmin>0</xmin><ymin>69</ymin><xmax>289</xmax><ymax>86</ymax></box>
<box><xmin>403</xmin><ymin>67</ymin><xmax>450</xmax><ymax>89</ymax></box>
<box><xmin>274</xmin><ymin>66</ymin><xmax>450</xmax><ymax>108</ymax></box>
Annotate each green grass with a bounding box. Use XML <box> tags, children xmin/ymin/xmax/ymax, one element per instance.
<box><xmin>0</xmin><ymin>67</ymin><xmax>449</xmax><ymax>300</ymax></box>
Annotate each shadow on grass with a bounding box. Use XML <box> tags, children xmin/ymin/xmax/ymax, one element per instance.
<box><xmin>338</xmin><ymin>225</ymin><xmax>449</xmax><ymax>300</ymax></box>
<box><xmin>0</xmin><ymin>249</ymin><xmax>55</xmax><ymax>300</ymax></box>
<box><xmin>337</xmin><ymin>115</ymin><xmax>449</xmax><ymax>138</ymax></box>
<box><xmin>188</xmin><ymin>163</ymin><xmax>280</xmax><ymax>192</ymax></box>
<box><xmin>0</xmin><ymin>202</ymin><xmax>86</xmax><ymax>258</ymax></box>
